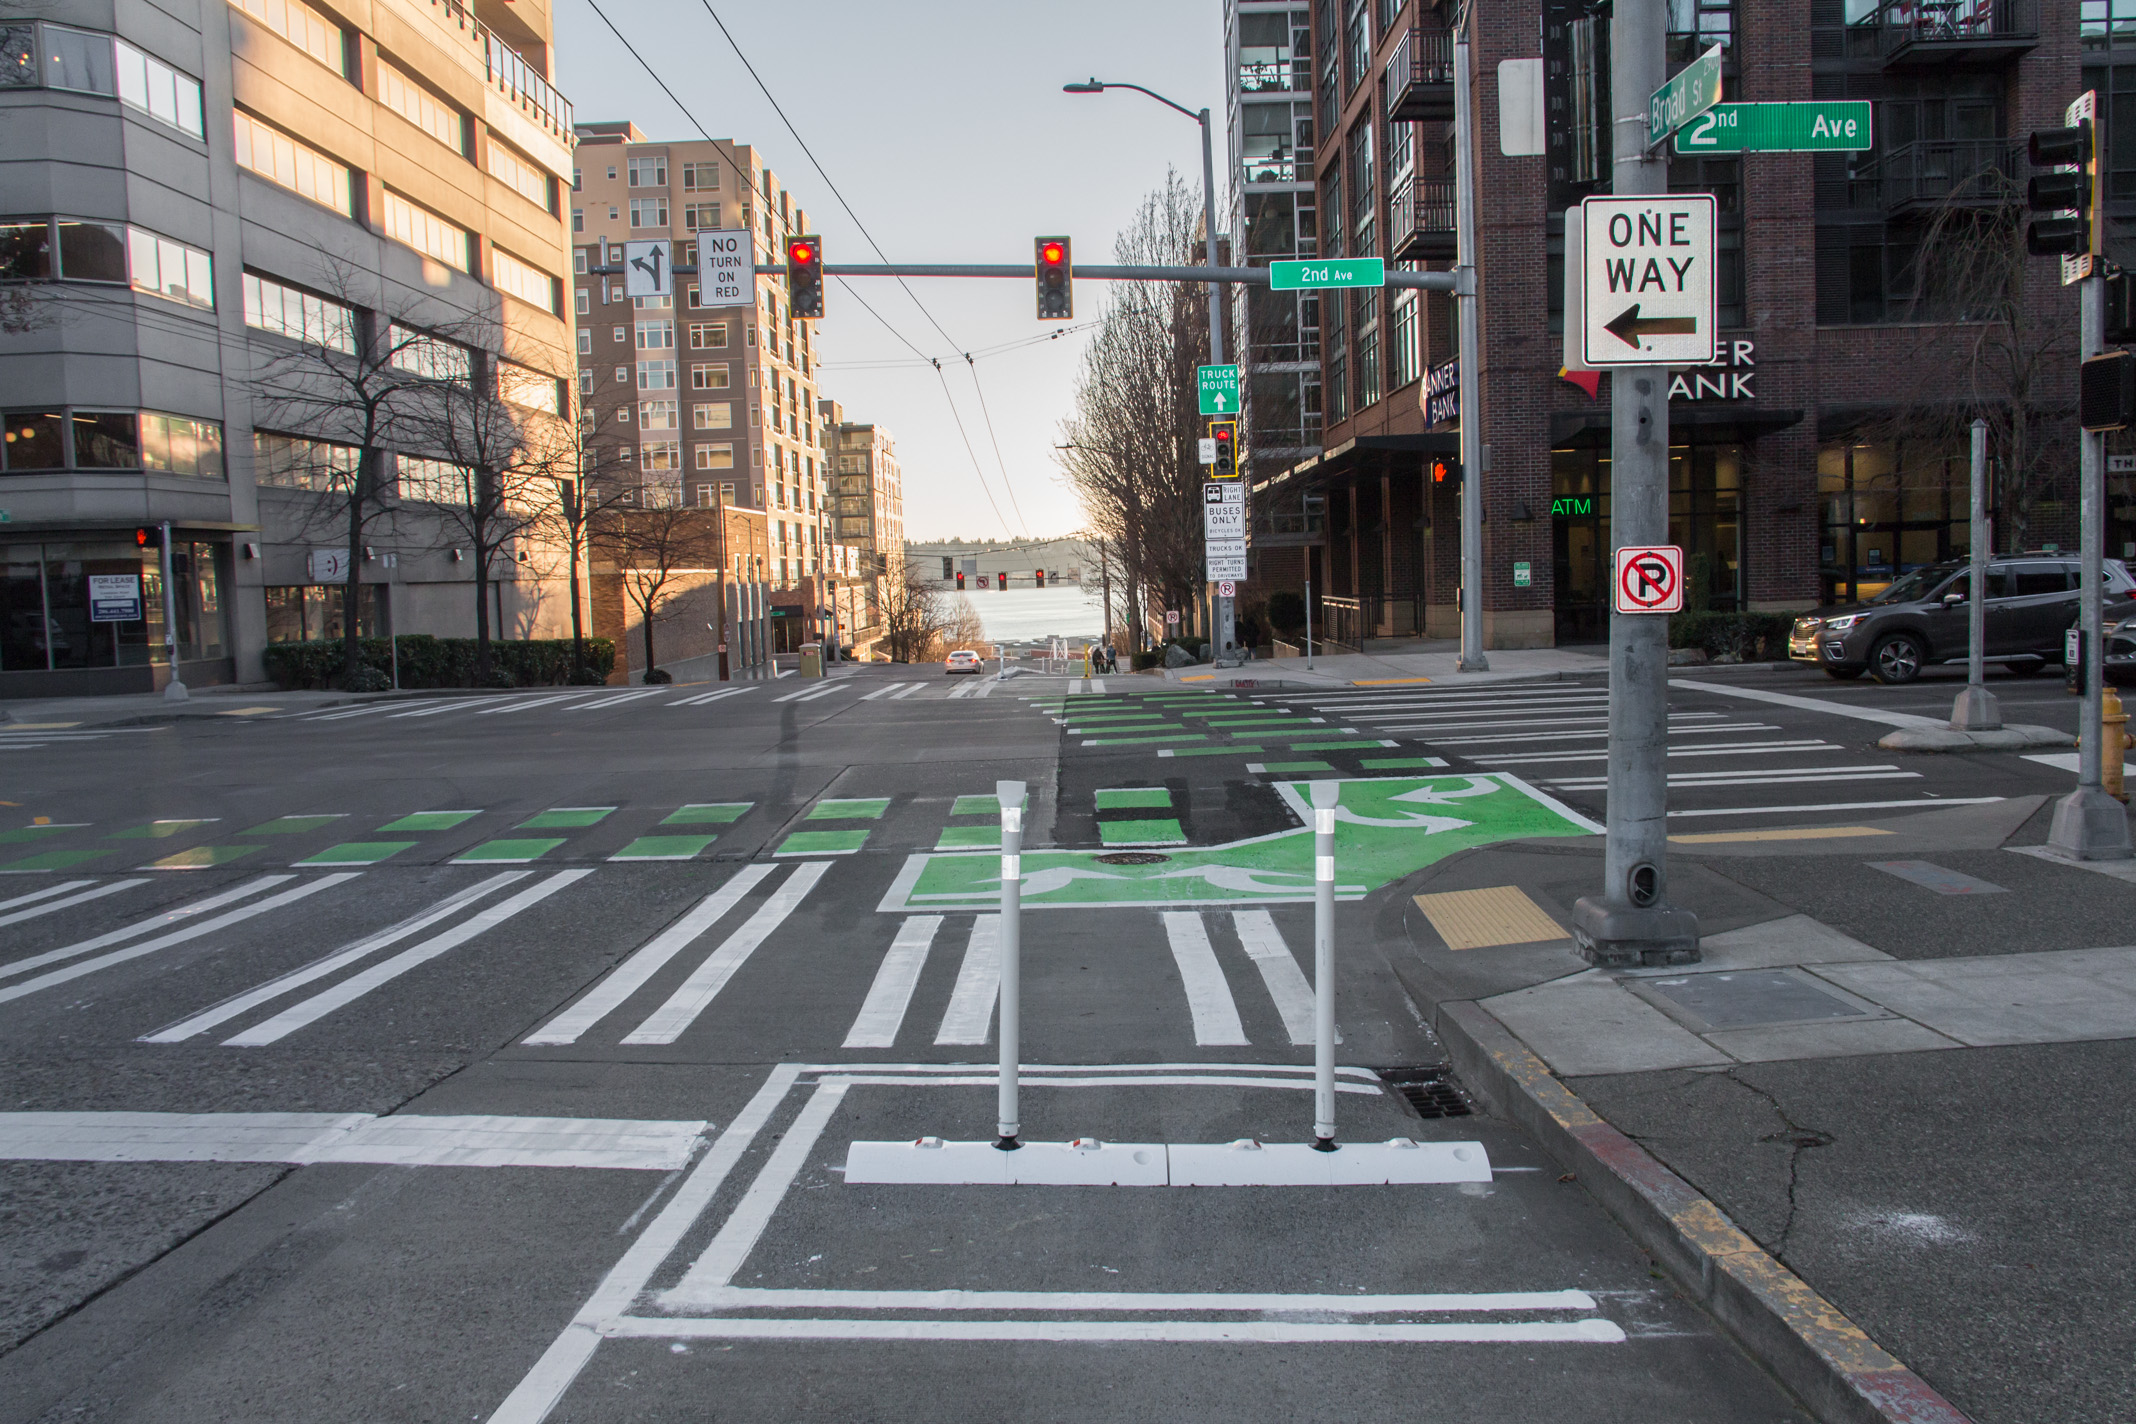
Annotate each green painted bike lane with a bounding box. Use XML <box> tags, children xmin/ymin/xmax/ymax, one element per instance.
<box><xmin>878</xmin><ymin>773</ymin><xmax>1602</xmax><ymax>912</ymax></box>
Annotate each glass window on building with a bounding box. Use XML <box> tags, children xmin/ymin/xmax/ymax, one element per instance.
<box><xmin>0</xmin><ymin>538</ymin><xmax>223</xmax><ymax>672</ymax></box>
<box><xmin>1817</xmin><ymin>437</ymin><xmax>1968</xmax><ymax>602</ymax></box>
<box><xmin>265</xmin><ymin>583</ymin><xmax>383</xmax><ymax>642</ymax></box>
<box><xmin>1551</xmin><ymin>442</ymin><xmax>1743</xmax><ymax>642</ymax></box>
<box><xmin>1</xmin><ymin>411</ymin><xmax>65</xmax><ymax>469</ymax></box>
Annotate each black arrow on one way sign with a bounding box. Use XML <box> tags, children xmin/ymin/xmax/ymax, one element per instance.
<box><xmin>1604</xmin><ymin>303</ymin><xmax>1698</xmax><ymax>348</ymax></box>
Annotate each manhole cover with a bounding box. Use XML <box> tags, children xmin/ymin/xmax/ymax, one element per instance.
<box><xmin>1375</xmin><ymin>1066</ymin><xmax>1474</xmax><ymax>1119</ymax></box>
<box><xmin>1638</xmin><ymin>969</ymin><xmax>1873</xmax><ymax>1031</ymax></box>
<box><xmin>1095</xmin><ymin>851</ymin><xmax>1170</xmax><ymax>865</ymax></box>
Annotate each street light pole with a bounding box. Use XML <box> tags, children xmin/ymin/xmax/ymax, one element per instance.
<box><xmin>1452</xmin><ymin>9</ymin><xmax>1487</xmax><ymax>673</ymax></box>
<box><xmin>1065</xmin><ymin>78</ymin><xmax>1233</xmax><ymax>655</ymax></box>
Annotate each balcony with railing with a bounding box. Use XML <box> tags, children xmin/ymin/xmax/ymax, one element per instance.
<box><xmin>1848</xmin><ymin>139</ymin><xmax>2023</xmax><ymax>214</ymax></box>
<box><xmin>1238</xmin><ymin>48</ymin><xmax>1311</xmax><ymax>94</ymax></box>
<box><xmin>1875</xmin><ymin>0</ymin><xmax>2038</xmax><ymax>65</ymax></box>
<box><xmin>1386</xmin><ymin>25</ymin><xmax>1455</xmax><ymax>122</ymax></box>
<box><xmin>1388</xmin><ymin>173</ymin><xmax>1456</xmax><ymax>261</ymax></box>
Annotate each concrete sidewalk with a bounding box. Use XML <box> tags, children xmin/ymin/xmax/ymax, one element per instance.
<box><xmin>1380</xmin><ymin>792</ymin><xmax>2136</xmax><ymax>1424</ymax></box>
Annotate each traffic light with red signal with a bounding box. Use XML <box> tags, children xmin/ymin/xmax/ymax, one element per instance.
<box><xmin>1209</xmin><ymin>422</ymin><xmax>1238</xmax><ymax>480</ymax></box>
<box><xmin>997</xmin><ymin>571</ymin><xmax>1008</xmax><ymax>591</ymax></box>
<box><xmin>1035</xmin><ymin>236</ymin><xmax>1072</xmax><ymax>319</ymax></box>
<box><xmin>956</xmin><ymin>570</ymin><xmax>966</xmax><ymax>590</ymax></box>
<box><xmin>786</xmin><ymin>235</ymin><xmax>824</xmax><ymax>318</ymax></box>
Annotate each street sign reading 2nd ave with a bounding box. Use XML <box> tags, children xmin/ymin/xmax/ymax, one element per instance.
<box><xmin>1579</xmin><ymin>195</ymin><xmax>1717</xmax><ymax>368</ymax></box>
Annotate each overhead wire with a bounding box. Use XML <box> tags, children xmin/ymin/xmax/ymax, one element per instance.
<box><xmin>692</xmin><ymin>0</ymin><xmax>1033</xmax><ymax>536</ymax></box>
<box><xmin>580</xmin><ymin>0</ymin><xmax>1034</xmax><ymax>538</ymax></box>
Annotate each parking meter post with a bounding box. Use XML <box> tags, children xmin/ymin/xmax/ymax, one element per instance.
<box><xmin>1952</xmin><ymin>417</ymin><xmax>2001</xmax><ymax>731</ymax></box>
<box><xmin>995</xmin><ymin>779</ymin><xmax>1026</xmax><ymax>1149</ymax></box>
<box><xmin>1310</xmin><ymin>780</ymin><xmax>1339</xmax><ymax>1151</ymax></box>
<box><xmin>2049</xmin><ymin>273</ymin><xmax>2135</xmax><ymax>860</ymax></box>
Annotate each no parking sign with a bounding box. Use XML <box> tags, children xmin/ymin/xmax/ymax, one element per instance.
<box><xmin>1614</xmin><ymin>545</ymin><xmax>1684</xmax><ymax>614</ymax></box>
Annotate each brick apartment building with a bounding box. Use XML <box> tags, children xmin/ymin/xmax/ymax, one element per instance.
<box><xmin>1236</xmin><ymin>0</ymin><xmax>2109</xmax><ymax>650</ymax></box>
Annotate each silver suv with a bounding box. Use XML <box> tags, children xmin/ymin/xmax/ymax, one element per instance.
<box><xmin>1789</xmin><ymin>555</ymin><xmax>2136</xmax><ymax>684</ymax></box>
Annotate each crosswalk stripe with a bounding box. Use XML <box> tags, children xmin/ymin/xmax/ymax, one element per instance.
<box><xmin>842</xmin><ymin>916</ymin><xmax>943</xmax><ymax>1048</ymax></box>
<box><xmin>1548</xmin><ymin>769</ymin><xmax>1920</xmax><ymax>790</ymax></box>
<box><xmin>621</xmin><ymin>861</ymin><xmax>830</xmax><ymax>1045</ymax></box>
<box><xmin>475</xmin><ymin>693</ymin><xmax>585</xmax><ymax>715</ymax></box>
<box><xmin>890</xmin><ymin>683</ymin><xmax>926</xmax><ymax>700</ymax></box>
<box><xmin>390</xmin><ymin>695</ymin><xmax>517</xmax><ymax>719</ymax></box>
<box><xmin>523</xmin><ymin>865</ymin><xmax>776</xmax><ymax>1046</ymax></box>
<box><xmin>935</xmin><ymin>914</ymin><xmax>1000</xmax><ymax>1045</ymax></box>
<box><xmin>0</xmin><ymin>875</ymin><xmax>295</xmax><ymax>983</ymax></box>
<box><xmin>1162</xmin><ymin>912</ymin><xmax>1248</xmax><ymax>1046</ymax></box>
<box><xmin>0</xmin><ymin>879</ymin><xmax>146</xmax><ymax>927</ymax></box>
<box><xmin>1231</xmin><ymin>911</ymin><xmax>1316</xmax><ymax>1046</ymax></box>
<box><xmin>1474</xmin><ymin>740</ymin><xmax>1836</xmax><ymax>766</ymax></box>
<box><xmin>569</xmin><ymin>689</ymin><xmax>667</xmax><ymax>710</ymax></box>
<box><xmin>674</xmin><ymin>688</ymin><xmax>750</xmax><ymax>706</ymax></box>
<box><xmin>142</xmin><ymin>874</ymin><xmax>528</xmax><ymax>1043</ymax></box>
<box><xmin>0</xmin><ymin>875</ymin><xmax>359</xmax><ymax>1007</ymax></box>
<box><xmin>222</xmin><ymin>870</ymin><xmax>589</xmax><ymax>1046</ymax></box>
<box><xmin>859</xmin><ymin>683</ymin><xmax>908</xmax><ymax>701</ymax></box>
<box><xmin>1421</xmin><ymin>722</ymin><xmax>1779</xmax><ymax>747</ymax></box>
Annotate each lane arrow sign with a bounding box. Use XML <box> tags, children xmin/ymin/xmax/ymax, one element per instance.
<box><xmin>1603</xmin><ymin>303</ymin><xmax>1699</xmax><ymax>349</ymax></box>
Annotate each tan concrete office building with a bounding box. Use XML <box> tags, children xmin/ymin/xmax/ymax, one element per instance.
<box><xmin>825</xmin><ymin>404</ymin><xmax>903</xmax><ymax>632</ymax></box>
<box><xmin>568</xmin><ymin>122</ymin><xmax>833</xmax><ymax>597</ymax></box>
<box><xmin>0</xmin><ymin>0</ymin><xmax>579</xmax><ymax>694</ymax></box>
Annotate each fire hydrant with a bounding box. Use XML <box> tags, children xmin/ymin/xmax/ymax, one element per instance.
<box><xmin>2107</xmin><ymin>687</ymin><xmax>2131</xmax><ymax>804</ymax></box>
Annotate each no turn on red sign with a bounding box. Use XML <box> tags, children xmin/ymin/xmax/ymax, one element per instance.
<box><xmin>1615</xmin><ymin>545</ymin><xmax>1685</xmax><ymax>614</ymax></box>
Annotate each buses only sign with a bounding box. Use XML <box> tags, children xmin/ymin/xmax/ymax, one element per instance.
<box><xmin>1615</xmin><ymin>545</ymin><xmax>1685</xmax><ymax>614</ymax></box>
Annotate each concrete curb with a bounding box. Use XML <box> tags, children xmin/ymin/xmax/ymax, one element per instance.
<box><xmin>1877</xmin><ymin>723</ymin><xmax>2073</xmax><ymax>752</ymax></box>
<box><xmin>1431</xmin><ymin>998</ymin><xmax>1973</xmax><ymax>1424</ymax></box>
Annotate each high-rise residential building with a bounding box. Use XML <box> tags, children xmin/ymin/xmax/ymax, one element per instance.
<box><xmin>567</xmin><ymin>123</ymin><xmax>831</xmax><ymax>599</ymax></box>
<box><xmin>1250</xmin><ymin>0</ymin><xmax>2089</xmax><ymax>651</ymax></box>
<box><xmin>1227</xmin><ymin>1</ymin><xmax>1329</xmax><ymax>483</ymax></box>
<box><xmin>0</xmin><ymin>0</ymin><xmax>578</xmax><ymax>694</ymax></box>
<box><xmin>824</xmin><ymin>402</ymin><xmax>904</xmax><ymax>640</ymax></box>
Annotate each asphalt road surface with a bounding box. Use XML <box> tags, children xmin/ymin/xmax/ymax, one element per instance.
<box><xmin>0</xmin><ymin>661</ymin><xmax>2086</xmax><ymax>1422</ymax></box>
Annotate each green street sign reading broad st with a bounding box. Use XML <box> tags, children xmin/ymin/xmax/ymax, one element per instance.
<box><xmin>1647</xmin><ymin>43</ymin><xmax>1723</xmax><ymax>147</ymax></box>
<box><xmin>1268</xmin><ymin>258</ymin><xmax>1386</xmax><ymax>291</ymax></box>
<box><xmin>1197</xmin><ymin>363</ymin><xmax>1242</xmax><ymax>416</ymax></box>
<box><xmin>1674</xmin><ymin>101</ymin><xmax>1872</xmax><ymax>153</ymax></box>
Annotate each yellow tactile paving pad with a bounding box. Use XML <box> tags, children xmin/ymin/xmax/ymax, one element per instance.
<box><xmin>1412</xmin><ymin>885</ymin><xmax>1567</xmax><ymax>950</ymax></box>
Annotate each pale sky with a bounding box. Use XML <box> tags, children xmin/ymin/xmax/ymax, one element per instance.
<box><xmin>551</xmin><ymin>0</ymin><xmax>1228</xmax><ymax>542</ymax></box>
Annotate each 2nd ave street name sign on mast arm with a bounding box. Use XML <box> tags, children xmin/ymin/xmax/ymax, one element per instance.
<box><xmin>1674</xmin><ymin>101</ymin><xmax>1872</xmax><ymax>153</ymax></box>
<box><xmin>1579</xmin><ymin>195</ymin><xmax>1717</xmax><ymax>367</ymax></box>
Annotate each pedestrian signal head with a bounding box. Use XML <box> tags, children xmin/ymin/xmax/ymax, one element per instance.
<box><xmin>1035</xmin><ymin>236</ymin><xmax>1072</xmax><ymax>320</ymax></box>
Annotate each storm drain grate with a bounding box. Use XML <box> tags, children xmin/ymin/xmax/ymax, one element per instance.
<box><xmin>1095</xmin><ymin>851</ymin><xmax>1170</xmax><ymax>865</ymax></box>
<box><xmin>1375</xmin><ymin>1066</ymin><xmax>1474</xmax><ymax>1120</ymax></box>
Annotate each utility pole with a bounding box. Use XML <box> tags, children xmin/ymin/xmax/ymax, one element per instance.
<box><xmin>1570</xmin><ymin>0</ymin><xmax>1700</xmax><ymax>966</ymax></box>
<box><xmin>1453</xmin><ymin>6</ymin><xmax>1487</xmax><ymax>672</ymax></box>
<box><xmin>2048</xmin><ymin>269</ymin><xmax>2134</xmax><ymax>858</ymax></box>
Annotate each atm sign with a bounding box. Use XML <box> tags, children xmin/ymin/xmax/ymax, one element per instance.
<box><xmin>1551</xmin><ymin>496</ymin><xmax>1595</xmax><ymax>518</ymax></box>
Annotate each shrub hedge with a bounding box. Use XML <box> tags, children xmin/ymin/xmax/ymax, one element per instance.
<box><xmin>263</xmin><ymin>635</ymin><xmax>616</xmax><ymax>690</ymax></box>
<box><xmin>1667</xmin><ymin>611</ymin><xmax>1800</xmax><ymax>661</ymax></box>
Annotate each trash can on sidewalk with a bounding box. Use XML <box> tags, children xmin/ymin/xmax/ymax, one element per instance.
<box><xmin>799</xmin><ymin>642</ymin><xmax>824</xmax><ymax>679</ymax></box>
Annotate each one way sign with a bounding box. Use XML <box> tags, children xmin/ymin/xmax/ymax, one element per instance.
<box><xmin>1579</xmin><ymin>195</ymin><xmax>1715</xmax><ymax>368</ymax></box>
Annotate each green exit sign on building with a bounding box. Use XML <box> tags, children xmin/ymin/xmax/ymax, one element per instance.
<box><xmin>1674</xmin><ymin>101</ymin><xmax>1873</xmax><ymax>153</ymax></box>
<box><xmin>1268</xmin><ymin>258</ymin><xmax>1385</xmax><ymax>291</ymax></box>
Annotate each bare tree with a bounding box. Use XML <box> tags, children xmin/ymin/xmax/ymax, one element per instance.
<box><xmin>591</xmin><ymin>497</ymin><xmax>723</xmax><ymax>681</ymax></box>
<box><xmin>1845</xmin><ymin>174</ymin><xmax>2078</xmax><ymax>552</ymax></box>
<box><xmin>401</xmin><ymin>331</ymin><xmax>569</xmax><ymax>683</ymax></box>
<box><xmin>878</xmin><ymin>559</ymin><xmax>947</xmax><ymax>664</ymax></box>
<box><xmin>251</xmin><ymin>270</ymin><xmax>446</xmax><ymax>688</ymax></box>
<box><xmin>1057</xmin><ymin>173</ymin><xmax>1212</xmax><ymax>649</ymax></box>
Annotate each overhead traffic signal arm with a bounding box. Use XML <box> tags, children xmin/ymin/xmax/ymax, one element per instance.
<box><xmin>786</xmin><ymin>235</ymin><xmax>824</xmax><ymax>318</ymax></box>
<box><xmin>1035</xmin><ymin>236</ymin><xmax>1072</xmax><ymax>319</ymax></box>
